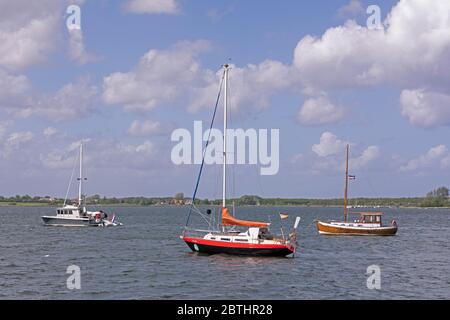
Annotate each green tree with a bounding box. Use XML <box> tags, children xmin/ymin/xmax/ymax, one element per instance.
<box><xmin>174</xmin><ymin>193</ymin><xmax>184</xmax><ymax>200</ymax></box>
<box><xmin>422</xmin><ymin>186</ymin><xmax>449</xmax><ymax>207</ymax></box>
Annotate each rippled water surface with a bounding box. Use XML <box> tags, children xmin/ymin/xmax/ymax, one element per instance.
<box><xmin>0</xmin><ymin>206</ymin><xmax>449</xmax><ymax>299</ymax></box>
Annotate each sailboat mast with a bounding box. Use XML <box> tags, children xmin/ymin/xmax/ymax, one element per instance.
<box><xmin>344</xmin><ymin>144</ymin><xmax>349</xmax><ymax>222</ymax></box>
<box><xmin>222</xmin><ymin>64</ymin><xmax>229</xmax><ymax>208</ymax></box>
<box><xmin>78</xmin><ymin>142</ymin><xmax>83</xmax><ymax>207</ymax></box>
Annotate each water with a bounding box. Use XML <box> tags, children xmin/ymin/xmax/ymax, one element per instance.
<box><xmin>0</xmin><ymin>205</ymin><xmax>449</xmax><ymax>299</ymax></box>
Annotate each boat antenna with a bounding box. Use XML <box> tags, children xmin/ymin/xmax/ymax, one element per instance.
<box><xmin>344</xmin><ymin>144</ymin><xmax>349</xmax><ymax>222</ymax></box>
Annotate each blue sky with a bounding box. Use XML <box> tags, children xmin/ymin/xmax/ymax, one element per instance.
<box><xmin>0</xmin><ymin>0</ymin><xmax>449</xmax><ymax>199</ymax></box>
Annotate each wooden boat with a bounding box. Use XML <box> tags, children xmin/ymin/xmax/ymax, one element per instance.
<box><xmin>180</xmin><ymin>64</ymin><xmax>300</xmax><ymax>256</ymax></box>
<box><xmin>316</xmin><ymin>145</ymin><xmax>398</xmax><ymax>236</ymax></box>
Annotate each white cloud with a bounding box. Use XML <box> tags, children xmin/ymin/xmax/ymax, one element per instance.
<box><xmin>0</xmin><ymin>1</ymin><xmax>60</xmax><ymax>70</ymax></box>
<box><xmin>350</xmin><ymin>145</ymin><xmax>380</xmax><ymax>170</ymax></box>
<box><xmin>32</xmin><ymin>78</ymin><xmax>98</xmax><ymax>121</ymax></box>
<box><xmin>1</xmin><ymin>76</ymin><xmax>98</xmax><ymax>121</ymax></box>
<box><xmin>441</xmin><ymin>155</ymin><xmax>450</xmax><ymax>169</ymax></box>
<box><xmin>297</xmin><ymin>96</ymin><xmax>344</xmax><ymax>126</ymax></box>
<box><xmin>124</xmin><ymin>0</ymin><xmax>180</xmax><ymax>14</ymax></box>
<box><xmin>103</xmin><ymin>40</ymin><xmax>212</xmax><ymax>112</ymax></box>
<box><xmin>0</xmin><ymin>121</ymin><xmax>11</xmax><ymax>140</ymax></box>
<box><xmin>400</xmin><ymin>89</ymin><xmax>450</xmax><ymax>128</ymax></box>
<box><xmin>337</xmin><ymin>0</ymin><xmax>364</xmax><ymax>17</ymax></box>
<box><xmin>0</xmin><ymin>69</ymin><xmax>30</xmax><ymax>105</ymax></box>
<box><xmin>43</xmin><ymin>127</ymin><xmax>58</xmax><ymax>138</ymax></box>
<box><xmin>128</xmin><ymin>120</ymin><xmax>162</xmax><ymax>136</ymax></box>
<box><xmin>41</xmin><ymin>139</ymin><xmax>157</xmax><ymax>171</ymax></box>
<box><xmin>400</xmin><ymin>145</ymin><xmax>448</xmax><ymax>172</ymax></box>
<box><xmin>0</xmin><ymin>1</ymin><xmax>93</xmax><ymax>69</ymax></box>
<box><xmin>293</xmin><ymin>132</ymin><xmax>380</xmax><ymax>174</ymax></box>
<box><xmin>68</xmin><ymin>28</ymin><xmax>96</xmax><ymax>65</ymax></box>
<box><xmin>189</xmin><ymin>60</ymin><xmax>295</xmax><ymax>114</ymax></box>
<box><xmin>40</xmin><ymin>150</ymin><xmax>77</xmax><ymax>170</ymax></box>
<box><xmin>312</xmin><ymin>132</ymin><xmax>348</xmax><ymax>157</ymax></box>
<box><xmin>103</xmin><ymin>41</ymin><xmax>295</xmax><ymax>115</ymax></box>
<box><xmin>206</xmin><ymin>6</ymin><xmax>235</xmax><ymax>23</ymax></box>
<box><xmin>294</xmin><ymin>0</ymin><xmax>450</xmax><ymax>91</ymax></box>
<box><xmin>4</xmin><ymin>131</ymin><xmax>34</xmax><ymax>148</ymax></box>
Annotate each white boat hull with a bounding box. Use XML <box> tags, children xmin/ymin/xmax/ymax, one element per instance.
<box><xmin>41</xmin><ymin>216</ymin><xmax>101</xmax><ymax>227</ymax></box>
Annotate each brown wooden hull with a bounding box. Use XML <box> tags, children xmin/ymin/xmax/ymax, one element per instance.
<box><xmin>316</xmin><ymin>221</ymin><xmax>397</xmax><ymax>236</ymax></box>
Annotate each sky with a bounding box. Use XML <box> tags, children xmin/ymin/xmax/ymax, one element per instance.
<box><xmin>0</xmin><ymin>0</ymin><xmax>450</xmax><ymax>199</ymax></box>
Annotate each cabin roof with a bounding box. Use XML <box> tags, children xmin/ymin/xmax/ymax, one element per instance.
<box><xmin>351</xmin><ymin>212</ymin><xmax>384</xmax><ymax>216</ymax></box>
<box><xmin>57</xmin><ymin>205</ymin><xmax>79</xmax><ymax>210</ymax></box>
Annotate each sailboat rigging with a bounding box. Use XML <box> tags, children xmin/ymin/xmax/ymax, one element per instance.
<box><xmin>180</xmin><ymin>64</ymin><xmax>300</xmax><ymax>256</ymax></box>
<box><xmin>41</xmin><ymin>141</ymin><xmax>122</xmax><ymax>227</ymax></box>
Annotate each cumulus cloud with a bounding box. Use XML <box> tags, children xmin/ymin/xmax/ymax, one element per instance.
<box><xmin>297</xmin><ymin>96</ymin><xmax>344</xmax><ymax>126</ymax></box>
<box><xmin>68</xmin><ymin>28</ymin><xmax>96</xmax><ymax>65</ymax></box>
<box><xmin>128</xmin><ymin>119</ymin><xmax>163</xmax><ymax>136</ymax></box>
<box><xmin>441</xmin><ymin>155</ymin><xmax>450</xmax><ymax>169</ymax></box>
<box><xmin>102</xmin><ymin>40</ymin><xmax>212</xmax><ymax>112</ymax></box>
<box><xmin>0</xmin><ymin>121</ymin><xmax>11</xmax><ymax>140</ymax></box>
<box><xmin>0</xmin><ymin>69</ymin><xmax>30</xmax><ymax>107</ymax></box>
<box><xmin>400</xmin><ymin>89</ymin><xmax>450</xmax><ymax>128</ymax></box>
<box><xmin>293</xmin><ymin>132</ymin><xmax>380</xmax><ymax>174</ymax></box>
<box><xmin>207</xmin><ymin>6</ymin><xmax>235</xmax><ymax>23</ymax></box>
<box><xmin>102</xmin><ymin>41</ymin><xmax>295</xmax><ymax>115</ymax></box>
<box><xmin>41</xmin><ymin>138</ymin><xmax>157</xmax><ymax>171</ymax></box>
<box><xmin>106</xmin><ymin>1</ymin><xmax>447</xmax><ymax>126</ymax></box>
<box><xmin>0</xmin><ymin>1</ymin><xmax>61</xmax><ymax>70</ymax></box>
<box><xmin>312</xmin><ymin>132</ymin><xmax>348</xmax><ymax>157</ymax></box>
<box><xmin>43</xmin><ymin>127</ymin><xmax>58</xmax><ymax>138</ymax></box>
<box><xmin>4</xmin><ymin>131</ymin><xmax>34</xmax><ymax>149</ymax></box>
<box><xmin>294</xmin><ymin>0</ymin><xmax>450</xmax><ymax>90</ymax></box>
<box><xmin>1</xmin><ymin>76</ymin><xmax>99</xmax><ymax>121</ymax></box>
<box><xmin>32</xmin><ymin>78</ymin><xmax>99</xmax><ymax>121</ymax></box>
<box><xmin>337</xmin><ymin>0</ymin><xmax>365</xmax><ymax>18</ymax></box>
<box><xmin>0</xmin><ymin>0</ymin><xmax>93</xmax><ymax>70</ymax></box>
<box><xmin>189</xmin><ymin>60</ymin><xmax>295</xmax><ymax>114</ymax></box>
<box><xmin>400</xmin><ymin>145</ymin><xmax>449</xmax><ymax>172</ymax></box>
<box><xmin>124</xmin><ymin>0</ymin><xmax>180</xmax><ymax>14</ymax></box>
<box><xmin>291</xmin><ymin>0</ymin><xmax>450</xmax><ymax>128</ymax></box>
<box><xmin>350</xmin><ymin>145</ymin><xmax>380</xmax><ymax>170</ymax></box>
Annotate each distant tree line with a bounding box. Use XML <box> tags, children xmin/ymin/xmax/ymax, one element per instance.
<box><xmin>1</xmin><ymin>188</ymin><xmax>449</xmax><ymax>208</ymax></box>
<box><xmin>420</xmin><ymin>187</ymin><xmax>449</xmax><ymax>207</ymax></box>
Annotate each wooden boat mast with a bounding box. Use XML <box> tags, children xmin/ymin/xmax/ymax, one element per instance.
<box><xmin>344</xmin><ymin>144</ymin><xmax>349</xmax><ymax>222</ymax></box>
<box><xmin>78</xmin><ymin>141</ymin><xmax>83</xmax><ymax>207</ymax></box>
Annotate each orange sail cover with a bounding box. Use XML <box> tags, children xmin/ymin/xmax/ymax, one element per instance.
<box><xmin>221</xmin><ymin>207</ymin><xmax>270</xmax><ymax>228</ymax></box>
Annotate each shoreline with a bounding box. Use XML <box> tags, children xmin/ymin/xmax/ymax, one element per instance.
<box><xmin>1</xmin><ymin>203</ymin><xmax>449</xmax><ymax>209</ymax></box>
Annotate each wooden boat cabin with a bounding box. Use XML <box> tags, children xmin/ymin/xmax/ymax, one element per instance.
<box><xmin>353</xmin><ymin>212</ymin><xmax>384</xmax><ymax>226</ymax></box>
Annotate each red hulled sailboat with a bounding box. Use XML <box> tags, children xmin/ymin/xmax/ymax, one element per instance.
<box><xmin>180</xmin><ymin>64</ymin><xmax>300</xmax><ymax>257</ymax></box>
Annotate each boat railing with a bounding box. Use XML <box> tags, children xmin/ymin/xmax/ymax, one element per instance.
<box><xmin>182</xmin><ymin>228</ymin><xmax>219</xmax><ymax>238</ymax></box>
<box><xmin>183</xmin><ymin>228</ymin><xmax>291</xmax><ymax>245</ymax></box>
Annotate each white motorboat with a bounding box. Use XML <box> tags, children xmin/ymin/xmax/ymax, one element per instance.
<box><xmin>41</xmin><ymin>142</ymin><xmax>122</xmax><ymax>227</ymax></box>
